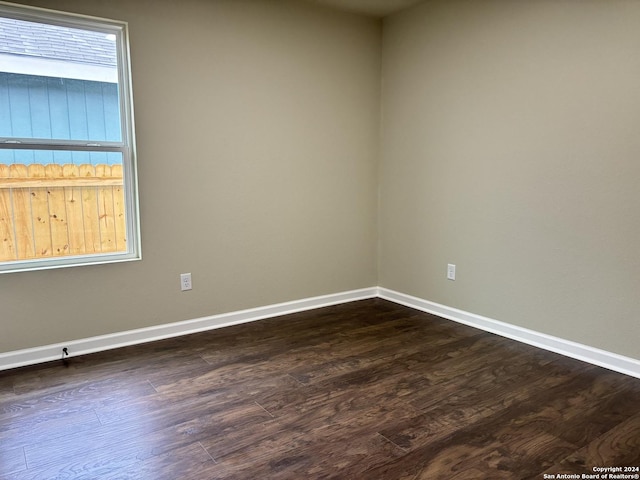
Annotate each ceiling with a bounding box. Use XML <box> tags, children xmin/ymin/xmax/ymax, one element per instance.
<box><xmin>303</xmin><ymin>0</ymin><xmax>426</xmax><ymax>17</ymax></box>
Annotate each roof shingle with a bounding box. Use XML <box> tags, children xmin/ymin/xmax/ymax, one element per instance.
<box><xmin>0</xmin><ymin>17</ymin><xmax>116</xmax><ymax>67</ymax></box>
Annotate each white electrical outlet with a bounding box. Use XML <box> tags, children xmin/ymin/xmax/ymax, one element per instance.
<box><xmin>447</xmin><ymin>264</ymin><xmax>456</xmax><ymax>281</ymax></box>
<box><xmin>180</xmin><ymin>273</ymin><xmax>192</xmax><ymax>291</ymax></box>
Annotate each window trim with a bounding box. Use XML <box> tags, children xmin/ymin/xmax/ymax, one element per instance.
<box><xmin>0</xmin><ymin>1</ymin><xmax>141</xmax><ymax>273</ymax></box>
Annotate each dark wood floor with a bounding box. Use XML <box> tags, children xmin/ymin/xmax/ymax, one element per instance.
<box><xmin>1</xmin><ymin>299</ymin><xmax>639</xmax><ymax>479</ymax></box>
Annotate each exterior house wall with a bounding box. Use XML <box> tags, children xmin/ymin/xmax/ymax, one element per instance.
<box><xmin>0</xmin><ymin>73</ymin><xmax>121</xmax><ymax>165</ymax></box>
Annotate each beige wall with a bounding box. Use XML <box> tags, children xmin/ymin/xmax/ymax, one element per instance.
<box><xmin>0</xmin><ymin>0</ymin><xmax>380</xmax><ymax>352</ymax></box>
<box><xmin>380</xmin><ymin>0</ymin><xmax>640</xmax><ymax>358</ymax></box>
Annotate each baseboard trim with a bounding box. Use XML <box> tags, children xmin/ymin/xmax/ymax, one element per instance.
<box><xmin>3</xmin><ymin>286</ymin><xmax>639</xmax><ymax>379</ymax></box>
<box><xmin>379</xmin><ymin>287</ymin><xmax>640</xmax><ymax>380</ymax></box>
<box><xmin>0</xmin><ymin>287</ymin><xmax>378</xmax><ymax>372</ymax></box>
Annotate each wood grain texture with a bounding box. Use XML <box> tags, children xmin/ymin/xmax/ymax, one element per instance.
<box><xmin>0</xmin><ymin>179</ymin><xmax>15</xmax><ymax>260</ymax></box>
<box><xmin>8</xmin><ymin>165</ymin><xmax>35</xmax><ymax>259</ymax></box>
<box><xmin>0</xmin><ymin>163</ymin><xmax>127</xmax><ymax>262</ymax></box>
<box><xmin>1</xmin><ymin>299</ymin><xmax>639</xmax><ymax>479</ymax></box>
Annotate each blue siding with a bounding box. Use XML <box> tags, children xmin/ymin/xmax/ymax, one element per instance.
<box><xmin>103</xmin><ymin>83</ymin><xmax>121</xmax><ymax>141</ymax></box>
<box><xmin>29</xmin><ymin>76</ymin><xmax>52</xmax><ymax>138</ymax></box>
<box><xmin>48</xmin><ymin>77</ymin><xmax>71</xmax><ymax>140</ymax></box>
<box><xmin>0</xmin><ymin>73</ymin><xmax>121</xmax><ymax>165</ymax></box>
<box><xmin>7</xmin><ymin>75</ymin><xmax>32</xmax><ymax>137</ymax></box>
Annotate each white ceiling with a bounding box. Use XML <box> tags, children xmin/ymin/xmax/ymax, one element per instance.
<box><xmin>303</xmin><ymin>0</ymin><xmax>426</xmax><ymax>17</ymax></box>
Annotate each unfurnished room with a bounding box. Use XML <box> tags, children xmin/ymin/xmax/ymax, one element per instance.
<box><xmin>1</xmin><ymin>0</ymin><xmax>639</xmax><ymax>478</ymax></box>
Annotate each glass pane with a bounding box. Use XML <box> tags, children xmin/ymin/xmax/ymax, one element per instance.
<box><xmin>0</xmin><ymin>17</ymin><xmax>121</xmax><ymax>142</ymax></box>
<box><xmin>0</xmin><ymin>150</ymin><xmax>127</xmax><ymax>262</ymax></box>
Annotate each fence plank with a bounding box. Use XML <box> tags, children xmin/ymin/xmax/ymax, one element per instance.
<box><xmin>63</xmin><ymin>164</ymin><xmax>85</xmax><ymax>255</ymax></box>
<box><xmin>0</xmin><ymin>174</ymin><xmax>15</xmax><ymax>260</ymax></box>
<box><xmin>0</xmin><ymin>177</ymin><xmax>123</xmax><ymax>188</ymax></box>
<box><xmin>112</xmin><ymin>165</ymin><xmax>127</xmax><ymax>251</ymax></box>
<box><xmin>10</xmin><ymin>164</ymin><xmax>36</xmax><ymax>259</ymax></box>
<box><xmin>28</xmin><ymin>164</ymin><xmax>52</xmax><ymax>257</ymax></box>
<box><xmin>46</xmin><ymin>164</ymin><xmax>70</xmax><ymax>257</ymax></box>
<box><xmin>96</xmin><ymin>165</ymin><xmax>116</xmax><ymax>252</ymax></box>
<box><xmin>79</xmin><ymin>164</ymin><xmax>101</xmax><ymax>253</ymax></box>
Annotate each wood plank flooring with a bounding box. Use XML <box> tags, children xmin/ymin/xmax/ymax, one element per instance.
<box><xmin>1</xmin><ymin>299</ymin><xmax>639</xmax><ymax>479</ymax></box>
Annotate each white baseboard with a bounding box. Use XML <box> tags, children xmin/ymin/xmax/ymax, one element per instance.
<box><xmin>0</xmin><ymin>287</ymin><xmax>378</xmax><ymax>372</ymax></box>
<box><xmin>379</xmin><ymin>287</ymin><xmax>640</xmax><ymax>380</ymax></box>
<box><xmin>3</xmin><ymin>286</ymin><xmax>639</xmax><ymax>380</ymax></box>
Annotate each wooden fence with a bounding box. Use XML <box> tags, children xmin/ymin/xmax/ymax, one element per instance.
<box><xmin>0</xmin><ymin>164</ymin><xmax>126</xmax><ymax>262</ymax></box>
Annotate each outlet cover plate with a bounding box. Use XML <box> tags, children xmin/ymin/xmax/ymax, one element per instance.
<box><xmin>447</xmin><ymin>264</ymin><xmax>456</xmax><ymax>281</ymax></box>
<box><xmin>180</xmin><ymin>273</ymin><xmax>192</xmax><ymax>291</ymax></box>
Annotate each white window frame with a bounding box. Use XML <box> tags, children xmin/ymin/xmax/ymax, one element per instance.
<box><xmin>0</xmin><ymin>1</ymin><xmax>141</xmax><ymax>273</ymax></box>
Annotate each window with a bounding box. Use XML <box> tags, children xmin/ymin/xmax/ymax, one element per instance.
<box><xmin>0</xmin><ymin>2</ymin><xmax>140</xmax><ymax>273</ymax></box>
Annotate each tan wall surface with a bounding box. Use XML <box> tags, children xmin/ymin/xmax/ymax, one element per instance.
<box><xmin>0</xmin><ymin>0</ymin><xmax>380</xmax><ymax>352</ymax></box>
<box><xmin>380</xmin><ymin>0</ymin><xmax>640</xmax><ymax>358</ymax></box>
